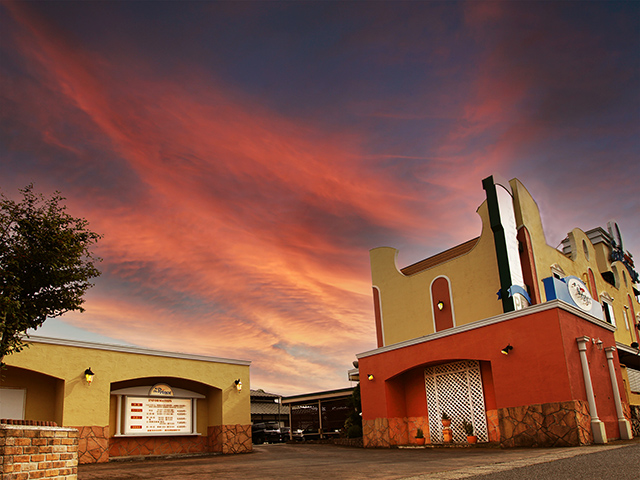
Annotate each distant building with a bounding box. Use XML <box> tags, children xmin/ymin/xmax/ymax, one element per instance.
<box><xmin>1</xmin><ymin>336</ymin><xmax>252</xmax><ymax>462</ymax></box>
<box><xmin>250</xmin><ymin>389</ymin><xmax>289</xmax><ymax>426</ymax></box>
<box><xmin>358</xmin><ymin>176</ymin><xmax>639</xmax><ymax>448</ymax></box>
<box><xmin>282</xmin><ymin>388</ymin><xmax>355</xmax><ymax>440</ymax></box>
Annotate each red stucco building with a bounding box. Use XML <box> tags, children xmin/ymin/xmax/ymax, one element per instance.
<box><xmin>357</xmin><ymin>176</ymin><xmax>639</xmax><ymax>447</ymax></box>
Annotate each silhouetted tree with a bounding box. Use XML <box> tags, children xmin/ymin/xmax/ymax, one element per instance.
<box><xmin>0</xmin><ymin>185</ymin><xmax>101</xmax><ymax>366</ymax></box>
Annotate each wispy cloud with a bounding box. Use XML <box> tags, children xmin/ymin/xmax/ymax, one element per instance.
<box><xmin>1</xmin><ymin>1</ymin><xmax>638</xmax><ymax>393</ymax></box>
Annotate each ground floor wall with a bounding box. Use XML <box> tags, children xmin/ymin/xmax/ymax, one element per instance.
<box><xmin>359</xmin><ymin>304</ymin><xmax>632</xmax><ymax>448</ymax></box>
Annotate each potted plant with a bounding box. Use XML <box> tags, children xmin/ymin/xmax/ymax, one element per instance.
<box><xmin>441</xmin><ymin>412</ymin><xmax>452</xmax><ymax>443</ymax></box>
<box><xmin>441</xmin><ymin>411</ymin><xmax>451</xmax><ymax>427</ymax></box>
<box><xmin>463</xmin><ymin>419</ymin><xmax>477</xmax><ymax>444</ymax></box>
<box><xmin>415</xmin><ymin>428</ymin><xmax>425</xmax><ymax>446</ymax></box>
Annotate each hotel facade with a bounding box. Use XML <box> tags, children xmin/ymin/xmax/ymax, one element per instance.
<box><xmin>358</xmin><ymin>176</ymin><xmax>639</xmax><ymax>448</ymax></box>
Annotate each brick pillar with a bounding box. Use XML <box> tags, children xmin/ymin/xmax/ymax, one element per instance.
<box><xmin>0</xmin><ymin>424</ymin><xmax>78</xmax><ymax>479</ymax></box>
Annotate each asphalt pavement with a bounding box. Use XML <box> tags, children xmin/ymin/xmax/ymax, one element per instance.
<box><xmin>78</xmin><ymin>440</ymin><xmax>640</xmax><ymax>480</ymax></box>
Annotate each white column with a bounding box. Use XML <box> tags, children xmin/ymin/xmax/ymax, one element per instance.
<box><xmin>604</xmin><ymin>347</ymin><xmax>633</xmax><ymax>440</ymax></box>
<box><xmin>576</xmin><ymin>336</ymin><xmax>607</xmax><ymax>444</ymax></box>
<box><xmin>116</xmin><ymin>395</ymin><xmax>122</xmax><ymax>436</ymax></box>
<box><xmin>192</xmin><ymin>398</ymin><xmax>198</xmax><ymax>434</ymax></box>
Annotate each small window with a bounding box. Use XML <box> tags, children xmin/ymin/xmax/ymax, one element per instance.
<box><xmin>623</xmin><ymin>271</ymin><xmax>628</xmax><ymax>287</ymax></box>
<box><xmin>582</xmin><ymin>240</ymin><xmax>590</xmax><ymax>260</ymax></box>
<box><xmin>0</xmin><ymin>388</ymin><xmax>26</xmax><ymax>420</ymax></box>
<box><xmin>602</xmin><ymin>271</ymin><xmax>616</xmax><ymax>287</ymax></box>
<box><xmin>602</xmin><ymin>301</ymin><xmax>616</xmax><ymax>327</ymax></box>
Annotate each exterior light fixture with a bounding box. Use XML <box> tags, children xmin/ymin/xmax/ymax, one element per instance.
<box><xmin>84</xmin><ymin>368</ymin><xmax>95</xmax><ymax>385</ymax></box>
<box><xmin>367</xmin><ymin>374</ymin><xmax>374</xmax><ymax>381</ymax></box>
<box><xmin>501</xmin><ymin>345</ymin><xmax>513</xmax><ymax>355</ymax></box>
<box><xmin>631</xmin><ymin>342</ymin><xmax>639</xmax><ymax>349</ymax></box>
<box><xmin>437</xmin><ymin>301</ymin><xmax>444</xmax><ymax>311</ymax></box>
<box><xmin>234</xmin><ymin>379</ymin><xmax>242</xmax><ymax>392</ymax></box>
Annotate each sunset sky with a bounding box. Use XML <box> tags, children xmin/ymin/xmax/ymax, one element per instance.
<box><xmin>1</xmin><ymin>1</ymin><xmax>638</xmax><ymax>395</ymax></box>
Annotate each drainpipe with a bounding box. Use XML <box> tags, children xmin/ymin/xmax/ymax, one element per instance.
<box><xmin>604</xmin><ymin>347</ymin><xmax>633</xmax><ymax>440</ymax></box>
<box><xmin>576</xmin><ymin>336</ymin><xmax>607</xmax><ymax>444</ymax></box>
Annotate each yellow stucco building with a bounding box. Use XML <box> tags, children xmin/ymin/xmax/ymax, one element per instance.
<box><xmin>1</xmin><ymin>336</ymin><xmax>252</xmax><ymax>462</ymax></box>
<box><xmin>371</xmin><ymin>177</ymin><xmax>640</xmax><ymax>354</ymax></box>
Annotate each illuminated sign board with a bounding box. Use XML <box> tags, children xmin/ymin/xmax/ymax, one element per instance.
<box><xmin>124</xmin><ymin>396</ymin><xmax>192</xmax><ymax>435</ymax></box>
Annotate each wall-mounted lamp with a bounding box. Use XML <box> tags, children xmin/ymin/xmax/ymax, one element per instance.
<box><xmin>437</xmin><ymin>301</ymin><xmax>445</xmax><ymax>311</ymax></box>
<box><xmin>367</xmin><ymin>374</ymin><xmax>374</xmax><ymax>381</ymax></box>
<box><xmin>84</xmin><ymin>368</ymin><xmax>95</xmax><ymax>385</ymax></box>
<box><xmin>592</xmin><ymin>338</ymin><xmax>603</xmax><ymax>350</ymax></box>
<box><xmin>234</xmin><ymin>379</ymin><xmax>242</xmax><ymax>392</ymax></box>
<box><xmin>501</xmin><ymin>345</ymin><xmax>513</xmax><ymax>355</ymax></box>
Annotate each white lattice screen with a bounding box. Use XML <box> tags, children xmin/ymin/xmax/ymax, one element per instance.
<box><xmin>424</xmin><ymin>360</ymin><xmax>488</xmax><ymax>443</ymax></box>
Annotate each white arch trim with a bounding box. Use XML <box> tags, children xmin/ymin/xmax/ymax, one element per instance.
<box><xmin>372</xmin><ymin>285</ymin><xmax>385</xmax><ymax>347</ymax></box>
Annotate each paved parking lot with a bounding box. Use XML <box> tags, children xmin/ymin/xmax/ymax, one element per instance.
<box><xmin>78</xmin><ymin>440</ymin><xmax>640</xmax><ymax>480</ymax></box>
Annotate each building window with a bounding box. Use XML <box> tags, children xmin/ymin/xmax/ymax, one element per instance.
<box><xmin>0</xmin><ymin>388</ymin><xmax>26</xmax><ymax>420</ymax></box>
<box><xmin>627</xmin><ymin>368</ymin><xmax>640</xmax><ymax>394</ymax></box>
<box><xmin>550</xmin><ymin>263</ymin><xmax>565</xmax><ymax>280</ymax></box>
<box><xmin>601</xmin><ymin>295</ymin><xmax>616</xmax><ymax>327</ymax></box>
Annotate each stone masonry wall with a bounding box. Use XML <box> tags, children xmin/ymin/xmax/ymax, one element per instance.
<box><xmin>73</xmin><ymin>426</ymin><xmax>109</xmax><ymax>464</ymax></box>
<box><xmin>209</xmin><ymin>424</ymin><xmax>252</xmax><ymax>454</ymax></box>
<box><xmin>630</xmin><ymin>405</ymin><xmax>640</xmax><ymax>438</ymax></box>
<box><xmin>0</xmin><ymin>424</ymin><xmax>78</xmax><ymax>480</ymax></box>
<box><xmin>498</xmin><ymin>400</ymin><xmax>592</xmax><ymax>448</ymax></box>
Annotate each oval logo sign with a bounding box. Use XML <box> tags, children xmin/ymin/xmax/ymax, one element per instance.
<box><xmin>149</xmin><ymin>383</ymin><xmax>174</xmax><ymax>396</ymax></box>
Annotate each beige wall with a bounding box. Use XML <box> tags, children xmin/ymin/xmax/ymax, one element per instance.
<box><xmin>3</xmin><ymin>338</ymin><xmax>251</xmax><ymax>430</ymax></box>
<box><xmin>371</xmin><ymin>202</ymin><xmax>503</xmax><ymax>346</ymax></box>
<box><xmin>370</xmin><ymin>176</ymin><xmax>640</xmax><ymax>382</ymax></box>
<box><xmin>510</xmin><ymin>178</ymin><xmax>640</xmax><ymax>347</ymax></box>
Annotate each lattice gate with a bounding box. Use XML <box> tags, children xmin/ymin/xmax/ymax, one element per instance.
<box><xmin>424</xmin><ymin>360</ymin><xmax>488</xmax><ymax>443</ymax></box>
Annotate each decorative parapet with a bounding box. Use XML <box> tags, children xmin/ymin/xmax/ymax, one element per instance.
<box><xmin>0</xmin><ymin>424</ymin><xmax>79</xmax><ymax>479</ymax></box>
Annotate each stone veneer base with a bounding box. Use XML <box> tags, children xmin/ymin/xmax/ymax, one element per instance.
<box><xmin>74</xmin><ymin>426</ymin><xmax>109</xmax><ymax>464</ymax></box>
<box><xmin>70</xmin><ymin>424</ymin><xmax>252</xmax><ymax>463</ymax></box>
<box><xmin>363</xmin><ymin>400</ymin><xmax>594</xmax><ymax>449</ymax></box>
<box><xmin>209</xmin><ymin>424</ymin><xmax>252</xmax><ymax>454</ymax></box>
<box><xmin>109</xmin><ymin>434</ymin><xmax>209</xmax><ymax>459</ymax></box>
<box><xmin>498</xmin><ymin>400</ymin><xmax>592</xmax><ymax>448</ymax></box>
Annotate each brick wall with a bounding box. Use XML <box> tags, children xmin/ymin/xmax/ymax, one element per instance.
<box><xmin>0</xmin><ymin>424</ymin><xmax>78</xmax><ymax>480</ymax></box>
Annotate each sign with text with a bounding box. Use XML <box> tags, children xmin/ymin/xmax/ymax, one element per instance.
<box><xmin>124</xmin><ymin>396</ymin><xmax>192</xmax><ymax>435</ymax></box>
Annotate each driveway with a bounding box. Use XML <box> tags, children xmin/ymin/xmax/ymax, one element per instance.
<box><xmin>78</xmin><ymin>441</ymin><xmax>639</xmax><ymax>480</ymax></box>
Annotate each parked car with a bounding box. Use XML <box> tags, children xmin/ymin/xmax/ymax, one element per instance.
<box><xmin>290</xmin><ymin>428</ymin><xmax>305</xmax><ymax>442</ymax></box>
<box><xmin>252</xmin><ymin>422</ymin><xmax>287</xmax><ymax>444</ymax></box>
